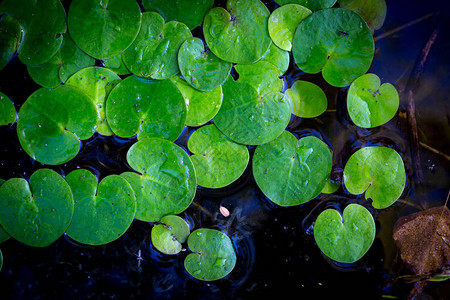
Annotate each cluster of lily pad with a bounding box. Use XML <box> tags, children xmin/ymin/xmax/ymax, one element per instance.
<box><xmin>0</xmin><ymin>0</ymin><xmax>401</xmax><ymax>278</ymax></box>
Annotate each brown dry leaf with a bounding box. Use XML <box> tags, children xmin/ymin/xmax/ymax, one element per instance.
<box><xmin>393</xmin><ymin>206</ymin><xmax>450</xmax><ymax>276</ymax></box>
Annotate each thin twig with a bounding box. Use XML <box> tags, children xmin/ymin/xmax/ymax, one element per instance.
<box><xmin>374</xmin><ymin>13</ymin><xmax>435</xmax><ymax>42</ymax></box>
<box><xmin>419</xmin><ymin>142</ymin><xmax>450</xmax><ymax>161</ymax></box>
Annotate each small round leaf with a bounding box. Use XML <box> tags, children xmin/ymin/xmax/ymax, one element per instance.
<box><xmin>260</xmin><ymin>43</ymin><xmax>290</xmax><ymax>75</ymax></box>
<box><xmin>339</xmin><ymin>0</ymin><xmax>387</xmax><ymax>31</ymax></box>
<box><xmin>0</xmin><ymin>15</ymin><xmax>23</xmax><ymax>71</ymax></box>
<box><xmin>151</xmin><ymin>215</ymin><xmax>190</xmax><ymax>255</ymax></box>
<box><xmin>286</xmin><ymin>80</ymin><xmax>327</xmax><ymax>118</ymax></box>
<box><xmin>0</xmin><ymin>92</ymin><xmax>16</xmax><ymax>126</ymax></box>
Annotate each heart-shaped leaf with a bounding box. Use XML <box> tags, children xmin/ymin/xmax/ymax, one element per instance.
<box><xmin>0</xmin><ymin>169</ymin><xmax>74</xmax><ymax>247</ymax></box>
<box><xmin>286</xmin><ymin>80</ymin><xmax>328</xmax><ymax>118</ymax></box>
<box><xmin>0</xmin><ymin>15</ymin><xmax>23</xmax><ymax>71</ymax></box>
<box><xmin>343</xmin><ymin>146</ymin><xmax>406</xmax><ymax>209</ymax></box>
<box><xmin>314</xmin><ymin>203</ymin><xmax>376</xmax><ymax>263</ymax></box>
<box><xmin>151</xmin><ymin>215</ymin><xmax>190</xmax><ymax>255</ymax></box>
<box><xmin>184</xmin><ymin>228</ymin><xmax>236</xmax><ymax>281</ymax></box>
<box><xmin>0</xmin><ymin>92</ymin><xmax>16</xmax><ymax>126</ymax></box>
<box><xmin>339</xmin><ymin>0</ymin><xmax>387</xmax><ymax>31</ymax></box>
<box><xmin>253</xmin><ymin>131</ymin><xmax>332</xmax><ymax>206</ymax></box>
<box><xmin>347</xmin><ymin>73</ymin><xmax>399</xmax><ymax>128</ymax></box>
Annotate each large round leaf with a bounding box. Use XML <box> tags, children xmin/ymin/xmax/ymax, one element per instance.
<box><xmin>203</xmin><ymin>0</ymin><xmax>272</xmax><ymax>64</ymax></box>
<box><xmin>234</xmin><ymin>61</ymin><xmax>283</xmax><ymax>97</ymax></box>
<box><xmin>184</xmin><ymin>228</ymin><xmax>236</xmax><ymax>281</ymax></box>
<box><xmin>347</xmin><ymin>73</ymin><xmax>399</xmax><ymax>128</ymax></box>
<box><xmin>122</xmin><ymin>12</ymin><xmax>192</xmax><ymax>80</ymax></box>
<box><xmin>339</xmin><ymin>0</ymin><xmax>387</xmax><ymax>31</ymax></box>
<box><xmin>343</xmin><ymin>146</ymin><xmax>406</xmax><ymax>209</ymax></box>
<box><xmin>122</xmin><ymin>138</ymin><xmax>196</xmax><ymax>222</ymax></box>
<box><xmin>66</xmin><ymin>66</ymin><xmax>122</xmax><ymax>136</ymax></box>
<box><xmin>188</xmin><ymin>124</ymin><xmax>249</xmax><ymax>189</ymax></box>
<box><xmin>0</xmin><ymin>92</ymin><xmax>16</xmax><ymax>126</ymax></box>
<box><xmin>314</xmin><ymin>204</ymin><xmax>376</xmax><ymax>263</ymax></box>
<box><xmin>286</xmin><ymin>80</ymin><xmax>328</xmax><ymax>118</ymax></box>
<box><xmin>27</xmin><ymin>34</ymin><xmax>95</xmax><ymax>88</ymax></box>
<box><xmin>106</xmin><ymin>75</ymin><xmax>186</xmax><ymax>141</ymax></box>
<box><xmin>268</xmin><ymin>4</ymin><xmax>311</xmax><ymax>51</ymax></box>
<box><xmin>213</xmin><ymin>78</ymin><xmax>291</xmax><ymax>145</ymax></box>
<box><xmin>178</xmin><ymin>37</ymin><xmax>232</xmax><ymax>92</ymax></box>
<box><xmin>17</xmin><ymin>86</ymin><xmax>98</xmax><ymax>165</ymax></box>
<box><xmin>65</xmin><ymin>169</ymin><xmax>136</xmax><ymax>246</ymax></box>
<box><xmin>0</xmin><ymin>15</ymin><xmax>23</xmax><ymax>71</ymax></box>
<box><xmin>0</xmin><ymin>0</ymin><xmax>66</xmax><ymax>65</ymax></box>
<box><xmin>274</xmin><ymin>0</ymin><xmax>337</xmax><ymax>11</ymax></box>
<box><xmin>142</xmin><ymin>0</ymin><xmax>213</xmax><ymax>30</ymax></box>
<box><xmin>253</xmin><ymin>131</ymin><xmax>332</xmax><ymax>206</ymax></box>
<box><xmin>0</xmin><ymin>169</ymin><xmax>73</xmax><ymax>247</ymax></box>
<box><xmin>151</xmin><ymin>215</ymin><xmax>190</xmax><ymax>255</ymax></box>
<box><xmin>171</xmin><ymin>76</ymin><xmax>223</xmax><ymax>127</ymax></box>
<box><xmin>292</xmin><ymin>8</ymin><xmax>374</xmax><ymax>87</ymax></box>
<box><xmin>68</xmin><ymin>0</ymin><xmax>141</xmax><ymax>59</ymax></box>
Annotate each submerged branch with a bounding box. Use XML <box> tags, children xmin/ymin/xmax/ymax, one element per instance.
<box><xmin>374</xmin><ymin>13</ymin><xmax>435</xmax><ymax>42</ymax></box>
<box><xmin>419</xmin><ymin>142</ymin><xmax>450</xmax><ymax>161</ymax></box>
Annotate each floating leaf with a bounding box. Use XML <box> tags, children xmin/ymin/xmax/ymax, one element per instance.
<box><xmin>321</xmin><ymin>178</ymin><xmax>341</xmax><ymax>194</ymax></box>
<box><xmin>0</xmin><ymin>15</ymin><xmax>23</xmax><ymax>71</ymax></box>
<box><xmin>188</xmin><ymin>124</ymin><xmax>249</xmax><ymax>189</ymax></box>
<box><xmin>122</xmin><ymin>138</ymin><xmax>196</xmax><ymax>222</ymax></box>
<box><xmin>66</xmin><ymin>66</ymin><xmax>122</xmax><ymax>136</ymax></box>
<box><xmin>275</xmin><ymin>0</ymin><xmax>337</xmax><ymax>11</ymax></box>
<box><xmin>178</xmin><ymin>37</ymin><xmax>232</xmax><ymax>92</ymax></box>
<box><xmin>17</xmin><ymin>86</ymin><xmax>98</xmax><ymax>165</ymax></box>
<box><xmin>101</xmin><ymin>53</ymin><xmax>131</xmax><ymax>76</ymax></box>
<box><xmin>344</xmin><ymin>146</ymin><xmax>406</xmax><ymax>209</ymax></box>
<box><xmin>0</xmin><ymin>0</ymin><xmax>66</xmax><ymax>65</ymax></box>
<box><xmin>0</xmin><ymin>179</ymin><xmax>10</xmax><ymax>244</ymax></box>
<box><xmin>213</xmin><ymin>78</ymin><xmax>291</xmax><ymax>146</ymax></box>
<box><xmin>184</xmin><ymin>228</ymin><xmax>236</xmax><ymax>281</ymax></box>
<box><xmin>27</xmin><ymin>34</ymin><xmax>95</xmax><ymax>88</ymax></box>
<box><xmin>122</xmin><ymin>12</ymin><xmax>192</xmax><ymax>80</ymax></box>
<box><xmin>260</xmin><ymin>43</ymin><xmax>290</xmax><ymax>75</ymax></box>
<box><xmin>203</xmin><ymin>0</ymin><xmax>271</xmax><ymax>64</ymax></box>
<box><xmin>339</xmin><ymin>0</ymin><xmax>387</xmax><ymax>31</ymax></box>
<box><xmin>65</xmin><ymin>169</ymin><xmax>136</xmax><ymax>246</ymax></box>
<box><xmin>268</xmin><ymin>4</ymin><xmax>311</xmax><ymax>51</ymax></box>
<box><xmin>234</xmin><ymin>61</ymin><xmax>283</xmax><ymax>97</ymax></box>
<box><xmin>142</xmin><ymin>0</ymin><xmax>214</xmax><ymax>30</ymax></box>
<box><xmin>68</xmin><ymin>0</ymin><xmax>141</xmax><ymax>59</ymax></box>
<box><xmin>347</xmin><ymin>73</ymin><xmax>399</xmax><ymax>128</ymax></box>
<box><xmin>286</xmin><ymin>80</ymin><xmax>327</xmax><ymax>118</ymax></box>
<box><xmin>0</xmin><ymin>92</ymin><xmax>16</xmax><ymax>126</ymax></box>
<box><xmin>106</xmin><ymin>75</ymin><xmax>186</xmax><ymax>141</ymax></box>
<box><xmin>0</xmin><ymin>169</ymin><xmax>73</xmax><ymax>247</ymax></box>
<box><xmin>314</xmin><ymin>203</ymin><xmax>376</xmax><ymax>263</ymax></box>
<box><xmin>292</xmin><ymin>8</ymin><xmax>374</xmax><ymax>87</ymax></box>
<box><xmin>151</xmin><ymin>215</ymin><xmax>190</xmax><ymax>255</ymax></box>
<box><xmin>253</xmin><ymin>131</ymin><xmax>332</xmax><ymax>206</ymax></box>
<box><xmin>171</xmin><ymin>76</ymin><xmax>222</xmax><ymax>127</ymax></box>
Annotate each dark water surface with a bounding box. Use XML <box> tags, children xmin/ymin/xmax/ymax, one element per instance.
<box><xmin>0</xmin><ymin>0</ymin><xmax>449</xmax><ymax>299</ymax></box>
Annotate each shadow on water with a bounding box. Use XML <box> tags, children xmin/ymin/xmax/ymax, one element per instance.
<box><xmin>0</xmin><ymin>0</ymin><xmax>449</xmax><ymax>299</ymax></box>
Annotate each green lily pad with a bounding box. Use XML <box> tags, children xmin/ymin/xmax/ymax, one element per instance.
<box><xmin>151</xmin><ymin>215</ymin><xmax>190</xmax><ymax>255</ymax></box>
<box><xmin>122</xmin><ymin>12</ymin><xmax>192</xmax><ymax>80</ymax></box>
<box><xmin>268</xmin><ymin>4</ymin><xmax>311</xmax><ymax>52</ymax></box>
<box><xmin>286</xmin><ymin>80</ymin><xmax>327</xmax><ymax>118</ymax></box>
<box><xmin>27</xmin><ymin>34</ymin><xmax>95</xmax><ymax>88</ymax></box>
<box><xmin>171</xmin><ymin>76</ymin><xmax>223</xmax><ymax>127</ymax></box>
<box><xmin>213</xmin><ymin>78</ymin><xmax>291</xmax><ymax>145</ymax></box>
<box><xmin>66</xmin><ymin>66</ymin><xmax>122</xmax><ymax>136</ymax></box>
<box><xmin>0</xmin><ymin>169</ymin><xmax>73</xmax><ymax>247</ymax></box>
<box><xmin>106</xmin><ymin>75</ymin><xmax>186</xmax><ymax>141</ymax></box>
<box><xmin>17</xmin><ymin>86</ymin><xmax>98</xmax><ymax>165</ymax></box>
<box><xmin>142</xmin><ymin>0</ymin><xmax>214</xmax><ymax>30</ymax></box>
<box><xmin>314</xmin><ymin>204</ymin><xmax>376</xmax><ymax>263</ymax></box>
<box><xmin>344</xmin><ymin>146</ymin><xmax>406</xmax><ymax>209</ymax></box>
<box><xmin>253</xmin><ymin>131</ymin><xmax>332</xmax><ymax>206</ymax></box>
<box><xmin>0</xmin><ymin>180</ymin><xmax>10</xmax><ymax>244</ymax></box>
<box><xmin>178</xmin><ymin>37</ymin><xmax>232</xmax><ymax>92</ymax></box>
<box><xmin>0</xmin><ymin>0</ymin><xmax>66</xmax><ymax>65</ymax></box>
<box><xmin>321</xmin><ymin>178</ymin><xmax>341</xmax><ymax>194</ymax></box>
<box><xmin>65</xmin><ymin>169</ymin><xmax>136</xmax><ymax>246</ymax></box>
<box><xmin>187</xmin><ymin>124</ymin><xmax>249</xmax><ymax>189</ymax></box>
<box><xmin>274</xmin><ymin>0</ymin><xmax>337</xmax><ymax>11</ymax></box>
<box><xmin>292</xmin><ymin>8</ymin><xmax>374</xmax><ymax>87</ymax></box>
<box><xmin>101</xmin><ymin>53</ymin><xmax>131</xmax><ymax>76</ymax></box>
<box><xmin>122</xmin><ymin>138</ymin><xmax>196</xmax><ymax>222</ymax></box>
<box><xmin>339</xmin><ymin>0</ymin><xmax>387</xmax><ymax>31</ymax></box>
<box><xmin>0</xmin><ymin>15</ymin><xmax>23</xmax><ymax>71</ymax></box>
<box><xmin>260</xmin><ymin>43</ymin><xmax>290</xmax><ymax>75</ymax></box>
<box><xmin>234</xmin><ymin>61</ymin><xmax>283</xmax><ymax>97</ymax></box>
<box><xmin>184</xmin><ymin>228</ymin><xmax>237</xmax><ymax>281</ymax></box>
<box><xmin>68</xmin><ymin>0</ymin><xmax>141</xmax><ymax>59</ymax></box>
<box><xmin>203</xmin><ymin>0</ymin><xmax>272</xmax><ymax>64</ymax></box>
<box><xmin>347</xmin><ymin>73</ymin><xmax>399</xmax><ymax>128</ymax></box>
<box><xmin>0</xmin><ymin>92</ymin><xmax>16</xmax><ymax>126</ymax></box>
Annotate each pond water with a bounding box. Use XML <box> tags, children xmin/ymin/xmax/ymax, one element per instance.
<box><xmin>0</xmin><ymin>0</ymin><xmax>449</xmax><ymax>299</ymax></box>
